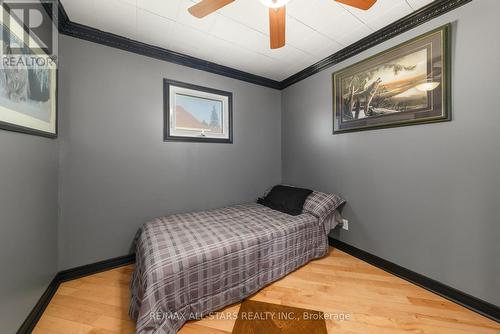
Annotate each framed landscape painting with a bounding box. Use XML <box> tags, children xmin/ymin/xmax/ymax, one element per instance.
<box><xmin>164</xmin><ymin>79</ymin><xmax>232</xmax><ymax>143</ymax></box>
<box><xmin>333</xmin><ymin>24</ymin><xmax>451</xmax><ymax>134</ymax></box>
<box><xmin>0</xmin><ymin>4</ymin><xmax>58</xmax><ymax>138</ymax></box>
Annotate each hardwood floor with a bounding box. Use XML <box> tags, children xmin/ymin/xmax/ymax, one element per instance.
<box><xmin>33</xmin><ymin>248</ymin><xmax>500</xmax><ymax>334</ymax></box>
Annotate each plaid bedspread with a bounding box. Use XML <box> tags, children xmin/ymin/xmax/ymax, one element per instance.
<box><xmin>129</xmin><ymin>203</ymin><xmax>329</xmax><ymax>334</ymax></box>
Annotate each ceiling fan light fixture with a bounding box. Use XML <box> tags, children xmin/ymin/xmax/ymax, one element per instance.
<box><xmin>259</xmin><ymin>0</ymin><xmax>291</xmax><ymax>9</ymax></box>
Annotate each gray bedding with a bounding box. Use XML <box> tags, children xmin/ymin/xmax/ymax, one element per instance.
<box><xmin>129</xmin><ymin>203</ymin><xmax>329</xmax><ymax>334</ymax></box>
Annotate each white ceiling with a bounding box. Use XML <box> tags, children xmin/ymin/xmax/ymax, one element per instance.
<box><xmin>60</xmin><ymin>0</ymin><xmax>435</xmax><ymax>81</ymax></box>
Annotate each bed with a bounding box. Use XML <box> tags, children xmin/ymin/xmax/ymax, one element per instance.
<box><xmin>129</xmin><ymin>189</ymin><xmax>344</xmax><ymax>334</ymax></box>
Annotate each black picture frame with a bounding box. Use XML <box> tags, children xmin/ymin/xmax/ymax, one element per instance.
<box><xmin>332</xmin><ymin>24</ymin><xmax>452</xmax><ymax>135</ymax></box>
<box><xmin>163</xmin><ymin>79</ymin><xmax>233</xmax><ymax>144</ymax></box>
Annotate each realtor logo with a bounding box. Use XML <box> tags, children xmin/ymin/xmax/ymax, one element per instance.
<box><xmin>1</xmin><ymin>0</ymin><xmax>58</xmax><ymax>67</ymax></box>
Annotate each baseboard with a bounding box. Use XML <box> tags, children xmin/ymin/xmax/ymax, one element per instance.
<box><xmin>329</xmin><ymin>238</ymin><xmax>500</xmax><ymax>323</ymax></box>
<box><xmin>16</xmin><ymin>277</ymin><xmax>59</xmax><ymax>334</ymax></box>
<box><xmin>57</xmin><ymin>253</ymin><xmax>136</xmax><ymax>282</ymax></box>
<box><xmin>16</xmin><ymin>253</ymin><xmax>136</xmax><ymax>334</ymax></box>
<box><xmin>17</xmin><ymin>241</ymin><xmax>500</xmax><ymax>333</ymax></box>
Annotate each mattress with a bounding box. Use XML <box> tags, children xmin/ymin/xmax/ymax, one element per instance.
<box><xmin>129</xmin><ymin>203</ymin><xmax>329</xmax><ymax>334</ymax></box>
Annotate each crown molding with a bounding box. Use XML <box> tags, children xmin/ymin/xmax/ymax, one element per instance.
<box><xmin>280</xmin><ymin>0</ymin><xmax>473</xmax><ymax>88</ymax></box>
<box><xmin>48</xmin><ymin>1</ymin><xmax>282</xmax><ymax>89</ymax></box>
<box><xmin>48</xmin><ymin>0</ymin><xmax>473</xmax><ymax>90</ymax></box>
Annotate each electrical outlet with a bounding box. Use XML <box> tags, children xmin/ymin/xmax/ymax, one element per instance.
<box><xmin>342</xmin><ymin>219</ymin><xmax>349</xmax><ymax>231</ymax></box>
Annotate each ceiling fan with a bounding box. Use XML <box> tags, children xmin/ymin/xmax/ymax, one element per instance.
<box><xmin>188</xmin><ymin>0</ymin><xmax>377</xmax><ymax>49</ymax></box>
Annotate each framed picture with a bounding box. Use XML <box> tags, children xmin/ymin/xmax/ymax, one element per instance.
<box><xmin>333</xmin><ymin>24</ymin><xmax>451</xmax><ymax>134</ymax></box>
<box><xmin>0</xmin><ymin>4</ymin><xmax>58</xmax><ymax>138</ymax></box>
<box><xmin>164</xmin><ymin>79</ymin><xmax>233</xmax><ymax>143</ymax></box>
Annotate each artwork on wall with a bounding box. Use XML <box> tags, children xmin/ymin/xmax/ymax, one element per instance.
<box><xmin>333</xmin><ymin>24</ymin><xmax>451</xmax><ymax>134</ymax></box>
<box><xmin>0</xmin><ymin>5</ymin><xmax>58</xmax><ymax>138</ymax></box>
<box><xmin>164</xmin><ymin>79</ymin><xmax>233</xmax><ymax>143</ymax></box>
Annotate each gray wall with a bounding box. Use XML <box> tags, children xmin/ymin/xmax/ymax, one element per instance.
<box><xmin>57</xmin><ymin>36</ymin><xmax>282</xmax><ymax>269</ymax></box>
<box><xmin>0</xmin><ymin>132</ymin><xmax>58</xmax><ymax>333</ymax></box>
<box><xmin>282</xmin><ymin>0</ymin><xmax>500</xmax><ymax>306</ymax></box>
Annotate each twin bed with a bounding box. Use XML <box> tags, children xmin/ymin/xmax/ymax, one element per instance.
<box><xmin>129</xmin><ymin>186</ymin><xmax>344</xmax><ymax>334</ymax></box>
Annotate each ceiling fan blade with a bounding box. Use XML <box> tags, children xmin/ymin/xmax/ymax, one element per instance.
<box><xmin>269</xmin><ymin>6</ymin><xmax>286</xmax><ymax>49</ymax></box>
<box><xmin>188</xmin><ymin>0</ymin><xmax>235</xmax><ymax>18</ymax></box>
<box><xmin>335</xmin><ymin>0</ymin><xmax>377</xmax><ymax>10</ymax></box>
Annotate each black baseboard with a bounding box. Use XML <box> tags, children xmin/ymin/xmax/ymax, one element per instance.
<box><xmin>329</xmin><ymin>238</ymin><xmax>500</xmax><ymax>323</ymax></box>
<box><xmin>57</xmin><ymin>253</ymin><xmax>136</xmax><ymax>283</ymax></box>
<box><xmin>17</xmin><ymin>238</ymin><xmax>500</xmax><ymax>333</ymax></box>
<box><xmin>16</xmin><ymin>254</ymin><xmax>136</xmax><ymax>334</ymax></box>
<box><xmin>16</xmin><ymin>277</ymin><xmax>59</xmax><ymax>334</ymax></box>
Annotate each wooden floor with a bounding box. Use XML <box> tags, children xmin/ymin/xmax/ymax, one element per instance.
<box><xmin>33</xmin><ymin>248</ymin><xmax>500</xmax><ymax>334</ymax></box>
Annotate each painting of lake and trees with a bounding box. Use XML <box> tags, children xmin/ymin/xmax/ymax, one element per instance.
<box><xmin>333</xmin><ymin>25</ymin><xmax>451</xmax><ymax>134</ymax></box>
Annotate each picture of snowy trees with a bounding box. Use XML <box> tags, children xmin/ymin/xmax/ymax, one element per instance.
<box><xmin>0</xmin><ymin>26</ymin><xmax>53</xmax><ymax>123</ymax></box>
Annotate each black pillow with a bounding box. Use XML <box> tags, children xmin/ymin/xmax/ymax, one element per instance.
<box><xmin>257</xmin><ymin>185</ymin><xmax>313</xmax><ymax>216</ymax></box>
